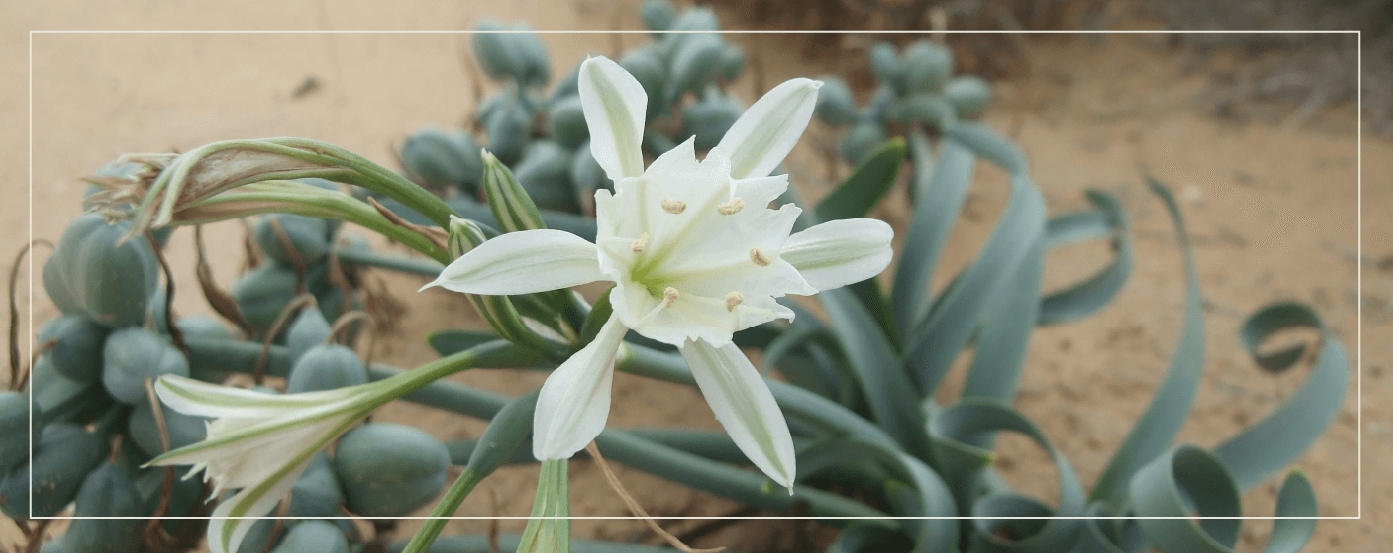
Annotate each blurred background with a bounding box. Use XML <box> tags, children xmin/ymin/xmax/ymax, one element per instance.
<box><xmin>2</xmin><ymin>0</ymin><xmax>1385</xmax><ymax>551</ymax></box>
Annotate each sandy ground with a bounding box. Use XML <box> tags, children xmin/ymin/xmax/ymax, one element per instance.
<box><xmin>1</xmin><ymin>1</ymin><xmax>1387</xmax><ymax>552</ymax></box>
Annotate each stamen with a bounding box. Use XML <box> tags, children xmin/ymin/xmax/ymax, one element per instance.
<box><xmin>661</xmin><ymin>199</ymin><xmax>687</xmax><ymax>214</ymax></box>
<box><xmin>716</xmin><ymin>197</ymin><xmax>745</xmax><ymax>215</ymax></box>
<box><xmin>750</xmin><ymin>248</ymin><xmax>771</xmax><ymax>267</ymax></box>
<box><xmin>631</xmin><ymin>232</ymin><xmax>649</xmax><ymax>252</ymax></box>
<box><xmin>662</xmin><ymin>287</ymin><xmax>680</xmax><ymax>308</ymax></box>
<box><xmin>725</xmin><ymin>292</ymin><xmax>745</xmax><ymax>312</ymax></box>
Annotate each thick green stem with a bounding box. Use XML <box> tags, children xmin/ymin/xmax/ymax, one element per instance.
<box><xmin>334</xmin><ymin>245</ymin><xmax>445</xmax><ymax>277</ymax></box>
<box><xmin>400</xmin><ymin>468</ymin><xmax>483</xmax><ymax>553</ymax></box>
<box><xmin>274</xmin><ymin>137</ymin><xmax>458</xmax><ymax>228</ymax></box>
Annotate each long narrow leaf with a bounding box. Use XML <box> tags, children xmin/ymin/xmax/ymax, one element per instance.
<box><xmin>891</xmin><ymin>133</ymin><xmax>976</xmax><ymax>338</ymax></box>
<box><xmin>1038</xmin><ymin>190</ymin><xmax>1133</xmax><ymax>326</ymax></box>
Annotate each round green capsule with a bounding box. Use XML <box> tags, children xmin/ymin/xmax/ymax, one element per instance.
<box><xmin>286</xmin><ymin>344</ymin><xmax>367</xmax><ymax>393</ymax></box>
<box><xmin>335</xmin><ymin>423</ymin><xmax>450</xmax><ymax>517</ymax></box>
<box><xmin>102</xmin><ymin>327</ymin><xmax>190</xmax><ymax>405</ymax></box>
<box><xmin>38</xmin><ymin>316</ymin><xmax>109</xmax><ymax>383</ymax></box>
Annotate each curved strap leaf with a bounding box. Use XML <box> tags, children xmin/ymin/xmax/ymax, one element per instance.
<box><xmin>1077</xmin><ymin>502</ymin><xmax>1144</xmax><ymax>553</ymax></box>
<box><xmin>947</xmin><ymin>123</ymin><xmax>1027</xmax><ymax>176</ymax></box>
<box><xmin>904</xmin><ymin>173</ymin><xmax>1046</xmax><ymax>395</ymax></box>
<box><xmin>427</xmin><ymin>329</ymin><xmax>503</xmax><ymax>357</ymax></box>
<box><xmin>1212</xmin><ymin>303</ymin><xmax>1350</xmax><ymax>491</ymax></box>
<box><xmin>761</xmin><ymin>325</ymin><xmax>858</xmax><ymax>406</ymax></box>
<box><xmin>825</xmin><ymin>522</ymin><xmax>914</xmax><ymax>553</ymax></box>
<box><xmin>1038</xmin><ymin>189</ymin><xmax>1133</xmax><ymax>326</ymax></box>
<box><xmin>1089</xmin><ymin>178</ymin><xmax>1205</xmax><ymax>508</ymax></box>
<box><xmin>813</xmin><ymin>138</ymin><xmax>907</xmax><ymax>222</ymax></box>
<box><xmin>820</xmin><ymin>288</ymin><xmax>931</xmax><ymax>458</ymax></box>
<box><xmin>960</xmin><ymin>223</ymin><xmax>1045</xmax><ymax>405</ymax></box>
<box><xmin>891</xmin><ymin>132</ymin><xmax>976</xmax><ymax>339</ymax></box>
<box><xmin>927</xmin><ymin>400</ymin><xmax>1085</xmax><ymax>552</ymax></box>
<box><xmin>1128</xmin><ymin>446</ymin><xmax>1319</xmax><ymax>553</ymax></box>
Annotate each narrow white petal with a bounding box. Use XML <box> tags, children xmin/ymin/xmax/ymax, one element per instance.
<box><xmin>579</xmin><ymin>56</ymin><xmax>648</xmax><ymax>182</ymax></box>
<box><xmin>206</xmin><ymin>456</ymin><xmax>313</xmax><ymax>553</ymax></box>
<box><xmin>782</xmin><ymin>218</ymin><xmax>894</xmax><ymax>291</ymax></box>
<box><xmin>680</xmin><ymin>339</ymin><xmax>795</xmax><ymax>489</ymax></box>
<box><xmin>532</xmin><ymin>315</ymin><xmax>628</xmax><ymax>460</ymax></box>
<box><xmin>423</xmin><ymin>229</ymin><xmax>605</xmax><ymax>295</ymax></box>
<box><xmin>708</xmin><ymin>78</ymin><xmax>822</xmax><ymax>180</ymax></box>
<box><xmin>155</xmin><ymin>375</ymin><xmax>354</xmax><ymax>419</ymax></box>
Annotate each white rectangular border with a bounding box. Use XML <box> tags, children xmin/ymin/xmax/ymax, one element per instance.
<box><xmin>24</xmin><ymin>29</ymin><xmax>1359</xmax><ymax>520</ymax></box>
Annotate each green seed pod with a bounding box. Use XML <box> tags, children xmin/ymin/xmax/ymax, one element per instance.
<box><xmin>664</xmin><ymin>33</ymin><xmax>725</xmax><ymax>107</ymax></box>
<box><xmin>400</xmin><ymin>127</ymin><xmax>483</xmax><ymax>196</ymax></box>
<box><xmin>485</xmin><ymin>100</ymin><xmax>532</xmax><ymax>166</ymax></box>
<box><xmin>473</xmin><ymin>92</ymin><xmax>510</xmax><ymax>131</ymax></box>
<box><xmin>466</xmin><ymin>391</ymin><xmax>538</xmax><ymax>478</ymax></box>
<box><xmin>840</xmin><ymin>121</ymin><xmax>888</xmax><ymax>165</ymax></box>
<box><xmin>868</xmin><ymin>42</ymin><xmax>903</xmax><ymax>90</ymax></box>
<box><xmin>902</xmin><ymin>40</ymin><xmax>954</xmax><ymax>94</ymax></box>
<box><xmin>38</xmin><ymin>316</ymin><xmax>109</xmax><ymax>383</ymax></box>
<box><xmin>0</xmin><ymin>423</ymin><xmax>106</xmax><ymax>519</ymax></box>
<box><xmin>46</xmin><ymin>214</ymin><xmax>160</xmax><ymax>328</ymax></box>
<box><xmin>719</xmin><ymin>43</ymin><xmax>745</xmax><ymax>82</ymax></box>
<box><xmin>254</xmin><ymin>214</ymin><xmax>332</xmax><ymax>267</ymax></box>
<box><xmin>31</xmin><ymin>355</ymin><xmax>112</xmax><ymax>425</ymax></box>
<box><xmin>893</xmin><ymin>93</ymin><xmax>957</xmax><ymax>131</ymax></box>
<box><xmin>42</xmin><ymin>251</ymin><xmax>85</xmax><ymax>316</ymax></box>
<box><xmin>670</xmin><ymin>7</ymin><xmax>720</xmax><ymax>33</ymax></box>
<box><xmin>286</xmin><ymin>452</ymin><xmax>344</xmax><ymax>518</ymax></box>
<box><xmin>547</xmin><ymin>95</ymin><xmax>589</xmax><ymax>149</ymax></box>
<box><xmin>102</xmin><ymin>327</ymin><xmax>190</xmax><ymax>405</ymax></box>
<box><xmin>314</xmin><ymin>287</ymin><xmax>362</xmax><ymax>334</ymax></box>
<box><xmin>640</xmin><ymin>0</ymin><xmax>677</xmax><ymax>31</ymax></box>
<box><xmin>814</xmin><ymin>76</ymin><xmax>859</xmax><ymax>126</ymax></box>
<box><xmin>0</xmin><ymin>391</ymin><xmax>39</xmax><ymax>474</ymax></box>
<box><xmin>271</xmin><ymin>520</ymin><xmax>349</xmax><ymax>553</ymax></box>
<box><xmin>232</xmin><ymin>263</ymin><xmax>300</xmax><ymax>335</ymax></box>
<box><xmin>619</xmin><ymin>48</ymin><xmax>668</xmax><ymax>121</ymax></box>
<box><xmin>286</xmin><ymin>307</ymin><xmax>332</xmax><ymax>364</ymax></box>
<box><xmin>512</xmin><ymin>141</ymin><xmax>578</xmax><ymax>213</ymax></box>
<box><xmin>176</xmin><ymin>316</ymin><xmax>234</xmax><ymax>341</ymax></box>
<box><xmin>471</xmin><ymin>20</ymin><xmax>528</xmax><ymax>83</ymax></box>
<box><xmin>681</xmin><ymin>94</ymin><xmax>742</xmax><ymax>151</ymax></box>
<box><xmin>335</xmin><ymin>423</ymin><xmax>450</xmax><ymax>517</ymax></box>
<box><xmin>236</xmin><ymin>518</ymin><xmax>280</xmax><ymax>553</ymax></box>
<box><xmin>135</xmin><ymin>466</ymin><xmax>205</xmax><ymax>533</ymax></box>
<box><xmin>569</xmin><ymin>141</ymin><xmax>606</xmax><ymax>201</ymax></box>
<box><xmin>944</xmin><ymin>75</ymin><xmax>991</xmax><ymax>119</ymax></box>
<box><xmin>549</xmin><ymin>65</ymin><xmax>581</xmax><ymax>106</ymax></box>
<box><xmin>286</xmin><ymin>344</ymin><xmax>367</xmax><ymax>393</ymax></box>
<box><xmin>512</xmin><ymin>27</ymin><xmax>552</xmax><ymax>89</ymax></box>
<box><xmin>65</xmin><ymin>461</ymin><xmax>148</xmax><ymax>553</ymax></box>
<box><xmin>128</xmin><ymin>400</ymin><xmax>207</xmax><ymax>457</ymax></box>
<box><xmin>865</xmin><ymin>85</ymin><xmax>897</xmax><ymax>124</ymax></box>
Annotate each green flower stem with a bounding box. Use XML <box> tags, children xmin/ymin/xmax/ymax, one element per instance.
<box><xmin>181</xmin><ymin>181</ymin><xmax>451</xmax><ymax>263</ymax></box>
<box><xmin>334</xmin><ymin>245</ymin><xmax>446</xmax><ymax>277</ymax></box>
<box><xmin>400</xmin><ymin>468</ymin><xmax>483</xmax><ymax>553</ymax></box>
<box><xmin>182</xmin><ymin>337</ymin><xmax>896</xmax><ymax>523</ymax></box>
<box><xmin>275</xmin><ymin>137</ymin><xmax>459</xmax><ymax>229</ymax></box>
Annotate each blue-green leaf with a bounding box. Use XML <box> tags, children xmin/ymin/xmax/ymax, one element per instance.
<box><xmin>1038</xmin><ymin>189</ymin><xmax>1133</xmax><ymax>326</ymax></box>
<box><xmin>891</xmin><ymin>132</ymin><xmax>976</xmax><ymax>337</ymax></box>
<box><xmin>814</xmin><ymin>138</ymin><xmax>906</xmax><ymax>222</ymax></box>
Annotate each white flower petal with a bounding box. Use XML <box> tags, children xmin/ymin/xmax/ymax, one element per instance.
<box><xmin>150</xmin><ymin>414</ymin><xmax>350</xmax><ymax>490</ymax></box>
<box><xmin>579</xmin><ymin>56</ymin><xmax>648</xmax><ymax>182</ymax></box>
<box><xmin>205</xmin><ymin>456</ymin><xmax>314</xmax><ymax>553</ymax></box>
<box><xmin>782</xmin><ymin>218</ymin><xmax>894</xmax><ymax>291</ymax></box>
<box><xmin>645</xmin><ymin>136</ymin><xmax>701</xmax><ymax>176</ymax></box>
<box><xmin>680</xmin><ymin>339</ymin><xmax>795</xmax><ymax>489</ymax></box>
<box><xmin>423</xmin><ymin>229</ymin><xmax>605</xmax><ymax>295</ymax></box>
<box><xmin>155</xmin><ymin>375</ymin><xmax>355</xmax><ymax>419</ymax></box>
<box><xmin>707</xmin><ymin>78</ymin><xmax>822</xmax><ymax>180</ymax></box>
<box><xmin>532</xmin><ymin>315</ymin><xmax>628</xmax><ymax>460</ymax></box>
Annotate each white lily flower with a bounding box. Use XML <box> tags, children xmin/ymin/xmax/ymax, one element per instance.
<box><xmin>426</xmin><ymin>56</ymin><xmax>894</xmax><ymax>490</ymax></box>
<box><xmin>146</xmin><ymin>375</ymin><xmax>375</xmax><ymax>553</ymax></box>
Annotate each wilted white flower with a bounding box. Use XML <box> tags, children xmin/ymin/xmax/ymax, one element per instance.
<box><xmin>426</xmin><ymin>55</ymin><xmax>893</xmax><ymax>491</ymax></box>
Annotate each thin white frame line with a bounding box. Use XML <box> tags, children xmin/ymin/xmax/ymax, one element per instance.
<box><xmin>27</xmin><ymin>30</ymin><xmax>1363</xmax><ymax>34</ymax></box>
<box><xmin>27</xmin><ymin>30</ymin><xmax>1365</xmax><ymax>520</ymax></box>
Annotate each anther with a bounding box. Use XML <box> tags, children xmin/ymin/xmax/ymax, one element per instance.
<box><xmin>662</xmin><ymin>287</ymin><xmax>680</xmax><ymax>308</ymax></box>
<box><xmin>661</xmin><ymin>199</ymin><xmax>687</xmax><ymax>214</ymax></box>
<box><xmin>716</xmin><ymin>197</ymin><xmax>745</xmax><ymax>215</ymax></box>
<box><xmin>749</xmin><ymin>248</ymin><xmax>771</xmax><ymax>267</ymax></box>
<box><xmin>631</xmin><ymin>232</ymin><xmax>649</xmax><ymax>252</ymax></box>
<box><xmin>725</xmin><ymin>292</ymin><xmax>745</xmax><ymax>312</ymax></box>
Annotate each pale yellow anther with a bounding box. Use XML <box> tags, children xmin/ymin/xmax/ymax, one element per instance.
<box><xmin>725</xmin><ymin>292</ymin><xmax>745</xmax><ymax>312</ymax></box>
<box><xmin>749</xmin><ymin>248</ymin><xmax>771</xmax><ymax>267</ymax></box>
<box><xmin>716</xmin><ymin>198</ymin><xmax>745</xmax><ymax>215</ymax></box>
<box><xmin>631</xmin><ymin>232</ymin><xmax>649</xmax><ymax>252</ymax></box>
<box><xmin>662</xmin><ymin>287</ymin><xmax>680</xmax><ymax>308</ymax></box>
<box><xmin>661</xmin><ymin>199</ymin><xmax>687</xmax><ymax>214</ymax></box>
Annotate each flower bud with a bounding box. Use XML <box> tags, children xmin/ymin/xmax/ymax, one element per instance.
<box><xmin>814</xmin><ymin>76</ymin><xmax>859</xmax><ymax>126</ymax></box>
<box><xmin>640</xmin><ymin>0</ymin><xmax>677</xmax><ymax>31</ymax></box>
<box><xmin>840</xmin><ymin>120</ymin><xmax>888</xmax><ymax>165</ymax></box>
<box><xmin>447</xmin><ymin>216</ymin><xmax>488</xmax><ymax>258</ymax></box>
<box><xmin>944</xmin><ymin>75</ymin><xmax>991</xmax><ymax>119</ymax></box>
<box><xmin>514</xmin><ymin>141</ymin><xmax>579</xmax><ymax>213</ymax></box>
<box><xmin>902</xmin><ymin>40</ymin><xmax>954</xmax><ymax>94</ymax></box>
<box><xmin>682</xmin><ymin>93</ymin><xmax>742</xmax><ymax>151</ymax></box>
<box><xmin>481</xmin><ymin>150</ymin><xmax>546</xmax><ymax>232</ymax></box>
<box><xmin>547</xmin><ymin>95</ymin><xmax>589</xmax><ymax>149</ymax></box>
